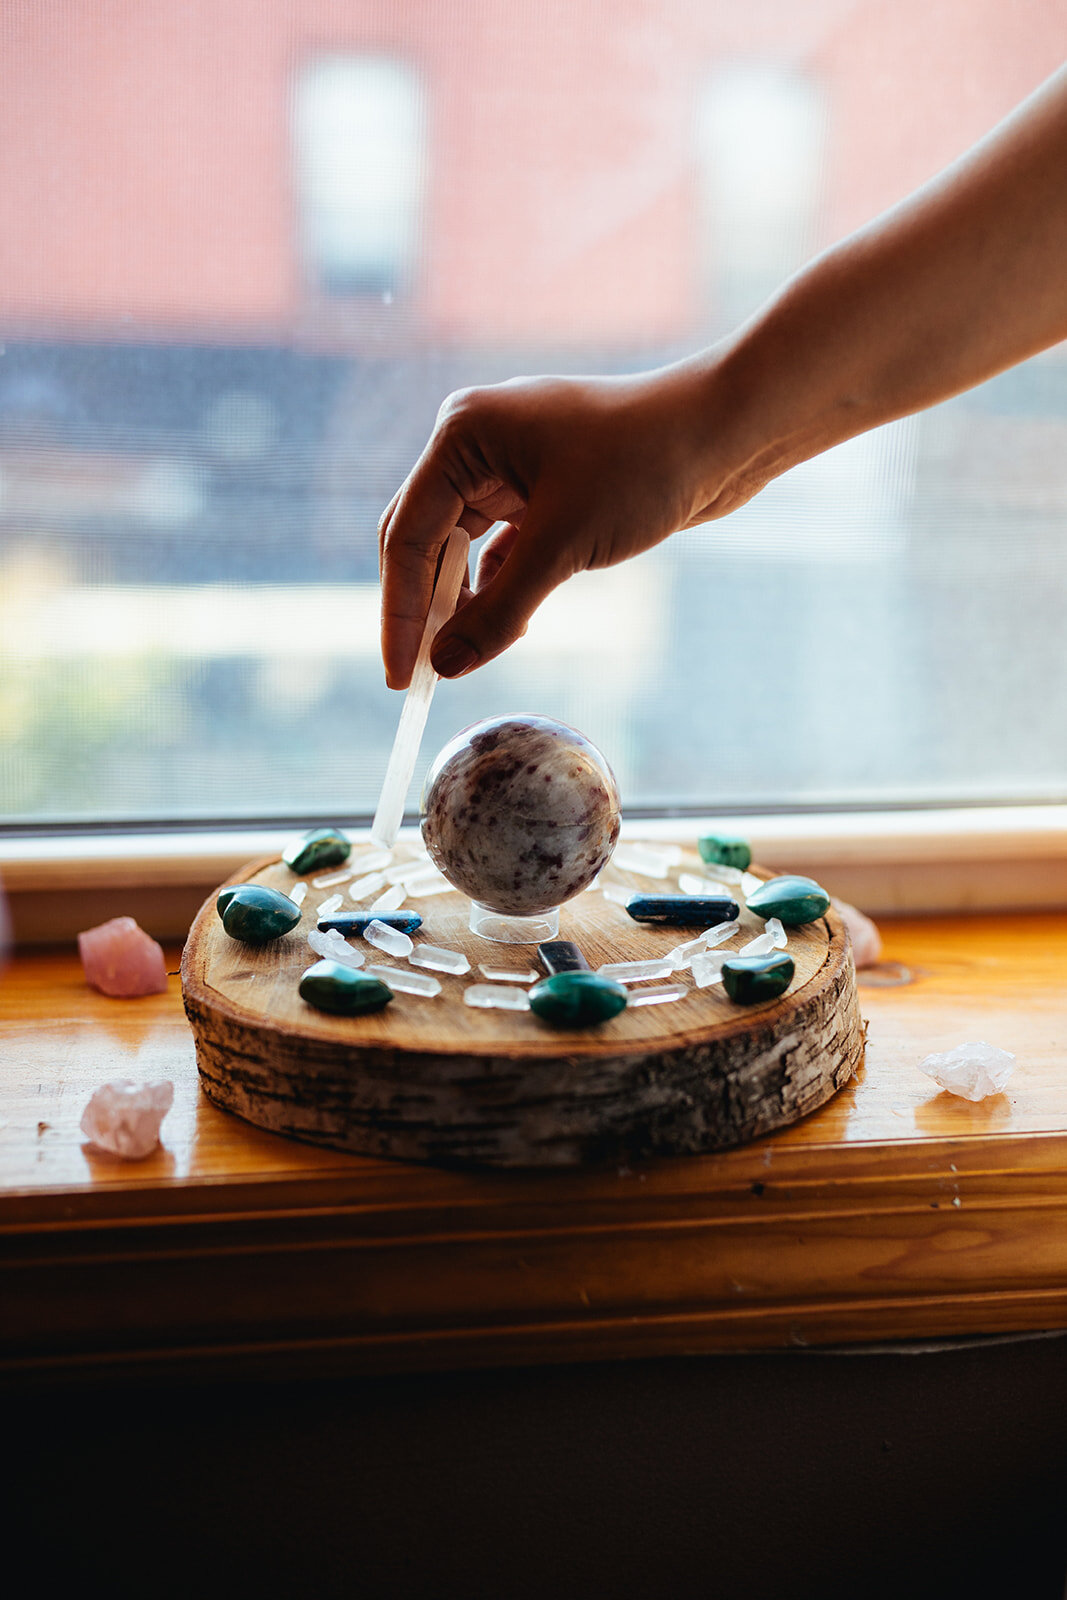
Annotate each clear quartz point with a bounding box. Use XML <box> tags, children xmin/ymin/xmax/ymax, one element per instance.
<box><xmin>351</xmin><ymin>848</ymin><xmax>394</xmax><ymax>873</ymax></box>
<box><xmin>410</xmin><ymin>943</ymin><xmax>470</xmax><ymax>975</ymax></box>
<box><xmin>349</xmin><ymin>871</ymin><xmax>388</xmax><ymax>901</ymax></box>
<box><xmin>597</xmin><ymin>957</ymin><xmax>674</xmax><ymax>983</ymax></box>
<box><xmin>364</xmin><ymin>963</ymin><xmax>441</xmax><ymax>997</ymax></box>
<box><xmin>740</xmin><ymin>871</ymin><xmax>763</xmax><ymax>897</ymax></box>
<box><xmin>307</xmin><ymin>929</ymin><xmax>365</xmax><ymax>968</ymax></box>
<box><xmin>602</xmin><ymin>884</ymin><xmax>634</xmax><ymax>906</ymax></box>
<box><xmin>364</xmin><ymin>920</ymin><xmax>413</xmax><ymax>957</ymax></box>
<box><xmin>664</xmin><ymin>933</ymin><xmax>712</xmax><ymax>971</ymax></box>
<box><xmin>677</xmin><ymin>871</ymin><xmax>736</xmax><ymax>896</ymax></box>
<box><xmin>316</xmin><ymin>893</ymin><xmax>344</xmax><ymax>916</ymax></box>
<box><xmin>703</xmin><ymin>919</ymin><xmax>740</xmax><ymax>948</ymax></box>
<box><xmin>370</xmin><ymin>884</ymin><xmax>406</xmax><ymax>913</ymax></box>
<box><xmin>691</xmin><ymin>949</ymin><xmax>730</xmax><ymax>987</ymax></box>
<box><xmin>385</xmin><ymin>858</ymin><xmax>441</xmax><ymax>887</ymax></box>
<box><xmin>312</xmin><ymin>867</ymin><xmax>355</xmax><ymax>889</ymax></box>
<box><xmin>765</xmin><ymin>917</ymin><xmax>788</xmax><ymax>949</ymax></box>
<box><xmin>611</xmin><ymin>843</ymin><xmax>673</xmax><ymax>878</ymax></box>
<box><xmin>628</xmin><ymin>982</ymin><xmax>687</xmax><ymax>1007</ymax></box>
<box><xmin>464</xmin><ymin>983</ymin><xmax>531</xmax><ymax>1011</ymax></box>
<box><xmin>406</xmin><ymin>871</ymin><xmax>456</xmax><ymax>897</ymax></box>
<box><xmin>290</xmin><ymin>882</ymin><xmax>308</xmax><ymax>906</ymax></box>
<box><xmin>479</xmin><ymin>963</ymin><xmax>538</xmax><ymax>983</ymax></box>
<box><xmin>738</xmin><ymin>930</ymin><xmax>777</xmax><ymax>958</ymax></box>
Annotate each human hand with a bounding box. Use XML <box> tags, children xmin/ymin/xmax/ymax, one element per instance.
<box><xmin>377</xmin><ymin>364</ymin><xmax>743</xmax><ymax>688</ymax></box>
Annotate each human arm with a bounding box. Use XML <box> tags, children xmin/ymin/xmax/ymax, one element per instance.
<box><xmin>379</xmin><ymin>63</ymin><xmax>1067</xmax><ymax>688</ymax></box>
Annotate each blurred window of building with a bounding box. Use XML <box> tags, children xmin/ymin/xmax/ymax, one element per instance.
<box><xmin>293</xmin><ymin>55</ymin><xmax>425</xmax><ymax>297</ymax></box>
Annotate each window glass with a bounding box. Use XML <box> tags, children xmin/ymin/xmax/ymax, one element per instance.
<box><xmin>0</xmin><ymin>2</ymin><xmax>1063</xmax><ymax>825</ymax></box>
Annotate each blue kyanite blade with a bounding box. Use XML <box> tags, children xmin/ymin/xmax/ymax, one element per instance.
<box><xmin>626</xmin><ymin>895</ymin><xmax>739</xmax><ymax>926</ymax></box>
<box><xmin>317</xmin><ymin>910</ymin><xmax>423</xmax><ymax>935</ymax></box>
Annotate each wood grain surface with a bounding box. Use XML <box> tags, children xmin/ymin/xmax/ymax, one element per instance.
<box><xmin>182</xmin><ymin>849</ymin><xmax>863</xmax><ymax>1166</ymax></box>
<box><xmin>1</xmin><ymin>907</ymin><xmax>1065</xmax><ymax>1381</ymax></box>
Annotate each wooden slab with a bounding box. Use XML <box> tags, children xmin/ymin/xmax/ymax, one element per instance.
<box><xmin>181</xmin><ymin>848</ymin><xmax>864</xmax><ymax>1167</ymax></box>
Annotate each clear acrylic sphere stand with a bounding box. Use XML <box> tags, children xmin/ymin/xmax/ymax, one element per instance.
<box><xmin>468</xmin><ymin>902</ymin><xmax>561</xmax><ymax>944</ymax></box>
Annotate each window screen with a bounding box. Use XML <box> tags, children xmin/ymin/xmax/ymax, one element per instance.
<box><xmin>0</xmin><ymin>1</ymin><xmax>1064</xmax><ymax>825</ymax></box>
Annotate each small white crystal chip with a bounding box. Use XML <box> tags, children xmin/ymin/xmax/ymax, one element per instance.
<box><xmin>364</xmin><ymin>963</ymin><xmax>441</xmax><ymax>997</ymax></box>
<box><xmin>410</xmin><ymin>943</ymin><xmax>470</xmax><ymax>975</ymax></box>
<box><xmin>765</xmin><ymin>917</ymin><xmax>788</xmax><ymax>949</ymax></box>
<box><xmin>316</xmin><ymin>893</ymin><xmax>344</xmax><ymax>916</ymax></box>
<box><xmin>627</xmin><ymin>982</ymin><xmax>687</xmax><ymax>1007</ymax></box>
<box><xmin>919</xmin><ymin>1041</ymin><xmax>1016</xmax><ymax>1102</ymax></box>
<box><xmin>738</xmin><ymin>931</ymin><xmax>776</xmax><ymax>958</ymax></box>
<box><xmin>597</xmin><ymin>957</ymin><xmax>674</xmax><ymax>984</ymax></box>
<box><xmin>464</xmin><ymin>983</ymin><xmax>531</xmax><ymax>1011</ymax></box>
<box><xmin>691</xmin><ymin>949</ymin><xmax>730</xmax><ymax>988</ymax></box>
<box><xmin>290</xmin><ymin>881</ymin><xmax>308</xmax><ymax>906</ymax></box>
<box><xmin>348</xmin><ymin>871</ymin><xmax>388</xmax><ymax>901</ymax></box>
<box><xmin>307</xmin><ymin>929</ymin><xmax>365</xmax><ymax>969</ymax></box>
<box><xmin>80</xmin><ymin>1078</ymin><xmax>174</xmax><ymax>1160</ymax></box>
<box><xmin>364</xmin><ymin>920</ymin><xmax>413</xmax><ymax>957</ymax></box>
<box><xmin>369</xmin><ymin>884</ymin><xmax>406</xmax><ymax>913</ymax></box>
<box><xmin>479</xmin><ymin>963</ymin><xmax>538</xmax><ymax>984</ymax></box>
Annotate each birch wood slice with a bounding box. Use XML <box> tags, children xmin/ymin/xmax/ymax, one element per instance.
<box><xmin>182</xmin><ymin>847</ymin><xmax>865</xmax><ymax>1168</ymax></box>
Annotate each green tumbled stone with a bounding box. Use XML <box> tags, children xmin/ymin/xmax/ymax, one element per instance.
<box><xmin>697</xmin><ymin>833</ymin><xmax>752</xmax><ymax>871</ymax></box>
<box><xmin>721</xmin><ymin>952</ymin><xmax>795</xmax><ymax>1005</ymax></box>
<box><xmin>745</xmin><ymin>874</ymin><xmax>830</xmax><ymax>926</ymax></box>
<box><xmin>216</xmin><ymin>885</ymin><xmax>242</xmax><ymax>914</ymax></box>
<box><xmin>282</xmin><ymin>827</ymin><xmax>351</xmax><ymax>876</ymax></box>
<box><xmin>299</xmin><ymin>960</ymin><xmax>393</xmax><ymax>1016</ymax></box>
<box><xmin>528</xmin><ymin>971</ymin><xmax>628</xmax><ymax>1028</ymax></box>
<box><xmin>220</xmin><ymin>884</ymin><xmax>302</xmax><ymax>943</ymax></box>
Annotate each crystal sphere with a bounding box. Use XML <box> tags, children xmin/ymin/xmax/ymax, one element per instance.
<box><xmin>421</xmin><ymin>714</ymin><xmax>621</xmax><ymax>917</ymax></box>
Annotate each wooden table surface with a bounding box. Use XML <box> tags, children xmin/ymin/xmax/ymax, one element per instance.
<box><xmin>2</xmin><ymin>912</ymin><xmax>1065</xmax><ymax>1382</ymax></box>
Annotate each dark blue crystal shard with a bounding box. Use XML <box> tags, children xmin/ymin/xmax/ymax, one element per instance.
<box><xmin>538</xmin><ymin>940</ymin><xmax>591</xmax><ymax>975</ymax></box>
<box><xmin>317</xmin><ymin>910</ymin><xmax>424</xmax><ymax>935</ymax></box>
<box><xmin>625</xmin><ymin>895</ymin><xmax>739</xmax><ymax>926</ymax></box>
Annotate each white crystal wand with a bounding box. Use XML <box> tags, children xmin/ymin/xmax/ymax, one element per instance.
<box><xmin>371</xmin><ymin>525</ymin><xmax>469</xmax><ymax>849</ymax></box>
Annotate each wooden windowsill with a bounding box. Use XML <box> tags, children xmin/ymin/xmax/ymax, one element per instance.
<box><xmin>1</xmin><ymin>911</ymin><xmax>1065</xmax><ymax>1384</ymax></box>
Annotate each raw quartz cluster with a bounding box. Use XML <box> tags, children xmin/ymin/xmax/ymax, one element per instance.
<box><xmin>919</xmin><ymin>1041</ymin><xmax>1016</xmax><ymax>1102</ymax></box>
<box><xmin>80</xmin><ymin>1078</ymin><xmax>174</xmax><ymax>1159</ymax></box>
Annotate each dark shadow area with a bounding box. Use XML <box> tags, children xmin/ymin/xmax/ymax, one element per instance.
<box><xmin>5</xmin><ymin>1334</ymin><xmax>1066</xmax><ymax>1599</ymax></box>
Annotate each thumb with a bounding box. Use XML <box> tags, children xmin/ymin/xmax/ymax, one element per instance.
<box><xmin>429</xmin><ymin>497</ymin><xmax>578</xmax><ymax>677</ymax></box>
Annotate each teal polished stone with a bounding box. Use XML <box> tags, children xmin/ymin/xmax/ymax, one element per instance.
<box><xmin>528</xmin><ymin>971</ymin><xmax>628</xmax><ymax>1028</ymax></box>
<box><xmin>745</xmin><ymin>874</ymin><xmax>830</xmax><ymax>926</ymax></box>
<box><xmin>697</xmin><ymin>833</ymin><xmax>752</xmax><ymax>871</ymax></box>
<box><xmin>220</xmin><ymin>884</ymin><xmax>302</xmax><ymax>943</ymax></box>
<box><xmin>721</xmin><ymin>952</ymin><xmax>795</xmax><ymax>1005</ymax></box>
<box><xmin>282</xmin><ymin>827</ymin><xmax>351</xmax><ymax>876</ymax></box>
<box><xmin>299</xmin><ymin>960</ymin><xmax>393</xmax><ymax>1016</ymax></box>
<box><xmin>216</xmin><ymin>885</ymin><xmax>242</xmax><ymax>914</ymax></box>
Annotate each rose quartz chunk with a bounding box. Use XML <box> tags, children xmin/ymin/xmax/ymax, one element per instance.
<box><xmin>833</xmin><ymin>898</ymin><xmax>883</xmax><ymax>968</ymax></box>
<box><xmin>80</xmin><ymin>1078</ymin><xmax>174</xmax><ymax>1159</ymax></box>
<box><xmin>78</xmin><ymin>916</ymin><xmax>168</xmax><ymax>997</ymax></box>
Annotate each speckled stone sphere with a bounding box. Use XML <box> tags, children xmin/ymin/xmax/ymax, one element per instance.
<box><xmin>420</xmin><ymin>715</ymin><xmax>622</xmax><ymax>916</ymax></box>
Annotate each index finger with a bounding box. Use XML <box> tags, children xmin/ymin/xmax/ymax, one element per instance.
<box><xmin>379</xmin><ymin>454</ymin><xmax>466</xmax><ymax>689</ymax></box>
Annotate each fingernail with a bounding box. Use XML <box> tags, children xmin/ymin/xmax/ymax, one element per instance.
<box><xmin>431</xmin><ymin>636</ymin><xmax>478</xmax><ymax>677</ymax></box>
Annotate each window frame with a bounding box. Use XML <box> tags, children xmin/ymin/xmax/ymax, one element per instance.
<box><xmin>2</xmin><ymin>803</ymin><xmax>1065</xmax><ymax>945</ymax></box>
